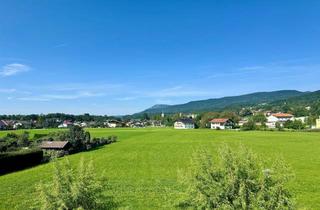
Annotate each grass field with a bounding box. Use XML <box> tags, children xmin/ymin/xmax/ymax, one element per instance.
<box><xmin>0</xmin><ymin>128</ymin><xmax>319</xmax><ymax>209</ymax></box>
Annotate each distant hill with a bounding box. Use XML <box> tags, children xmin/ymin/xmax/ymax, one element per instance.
<box><xmin>271</xmin><ymin>90</ymin><xmax>320</xmax><ymax>106</ymax></box>
<box><xmin>137</xmin><ymin>90</ymin><xmax>309</xmax><ymax>114</ymax></box>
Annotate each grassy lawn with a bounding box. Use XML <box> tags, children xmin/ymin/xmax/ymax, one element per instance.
<box><xmin>0</xmin><ymin>128</ymin><xmax>319</xmax><ymax>209</ymax></box>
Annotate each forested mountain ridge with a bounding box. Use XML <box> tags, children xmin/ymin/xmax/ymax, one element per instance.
<box><xmin>138</xmin><ymin>90</ymin><xmax>311</xmax><ymax>114</ymax></box>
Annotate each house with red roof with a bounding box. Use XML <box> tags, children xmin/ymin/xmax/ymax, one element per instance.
<box><xmin>209</xmin><ymin>118</ymin><xmax>234</xmax><ymax>130</ymax></box>
<box><xmin>266</xmin><ymin>113</ymin><xmax>294</xmax><ymax>128</ymax></box>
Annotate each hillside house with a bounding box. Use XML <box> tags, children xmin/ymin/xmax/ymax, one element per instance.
<box><xmin>174</xmin><ymin>118</ymin><xmax>195</xmax><ymax>129</ymax></box>
<box><xmin>266</xmin><ymin>113</ymin><xmax>294</xmax><ymax>128</ymax></box>
<box><xmin>210</xmin><ymin>118</ymin><xmax>234</xmax><ymax>130</ymax></box>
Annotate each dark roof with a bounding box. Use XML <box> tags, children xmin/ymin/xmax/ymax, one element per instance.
<box><xmin>176</xmin><ymin>118</ymin><xmax>194</xmax><ymax>124</ymax></box>
<box><xmin>0</xmin><ymin>120</ymin><xmax>8</xmax><ymax>127</ymax></box>
<box><xmin>40</xmin><ymin>141</ymin><xmax>69</xmax><ymax>149</ymax></box>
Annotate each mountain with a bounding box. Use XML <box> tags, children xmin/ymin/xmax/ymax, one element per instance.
<box><xmin>271</xmin><ymin>90</ymin><xmax>320</xmax><ymax>106</ymax></box>
<box><xmin>137</xmin><ymin>90</ymin><xmax>308</xmax><ymax>114</ymax></box>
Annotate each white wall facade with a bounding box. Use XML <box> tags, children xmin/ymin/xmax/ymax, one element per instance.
<box><xmin>211</xmin><ymin>122</ymin><xmax>225</xmax><ymax>130</ymax></box>
<box><xmin>174</xmin><ymin>122</ymin><xmax>194</xmax><ymax>129</ymax></box>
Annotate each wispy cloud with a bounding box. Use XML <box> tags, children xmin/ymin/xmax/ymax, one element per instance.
<box><xmin>0</xmin><ymin>88</ymin><xmax>16</xmax><ymax>93</ymax></box>
<box><xmin>147</xmin><ymin>86</ymin><xmax>211</xmax><ymax>98</ymax></box>
<box><xmin>53</xmin><ymin>43</ymin><xmax>68</xmax><ymax>48</ymax></box>
<box><xmin>0</xmin><ymin>63</ymin><xmax>30</xmax><ymax>77</ymax></box>
<box><xmin>16</xmin><ymin>91</ymin><xmax>105</xmax><ymax>102</ymax></box>
<box><xmin>115</xmin><ymin>96</ymin><xmax>138</xmax><ymax>101</ymax></box>
<box><xmin>238</xmin><ymin>66</ymin><xmax>265</xmax><ymax>71</ymax></box>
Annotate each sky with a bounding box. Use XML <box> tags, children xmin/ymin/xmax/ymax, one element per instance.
<box><xmin>1</xmin><ymin>0</ymin><xmax>320</xmax><ymax>115</ymax></box>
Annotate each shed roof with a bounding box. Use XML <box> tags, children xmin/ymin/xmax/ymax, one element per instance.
<box><xmin>40</xmin><ymin>141</ymin><xmax>69</xmax><ymax>149</ymax></box>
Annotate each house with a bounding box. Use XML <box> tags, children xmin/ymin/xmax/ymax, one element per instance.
<box><xmin>74</xmin><ymin>121</ymin><xmax>87</xmax><ymax>127</ymax></box>
<box><xmin>266</xmin><ymin>113</ymin><xmax>294</xmax><ymax>128</ymax></box>
<box><xmin>105</xmin><ymin>120</ymin><xmax>123</xmax><ymax>128</ymax></box>
<box><xmin>58</xmin><ymin>120</ymin><xmax>73</xmax><ymax>128</ymax></box>
<box><xmin>294</xmin><ymin>116</ymin><xmax>307</xmax><ymax>124</ymax></box>
<box><xmin>238</xmin><ymin>118</ymin><xmax>249</xmax><ymax>127</ymax></box>
<box><xmin>13</xmin><ymin>122</ymin><xmax>23</xmax><ymax>129</ymax></box>
<box><xmin>40</xmin><ymin>141</ymin><xmax>70</xmax><ymax>151</ymax></box>
<box><xmin>316</xmin><ymin>117</ymin><xmax>320</xmax><ymax>129</ymax></box>
<box><xmin>0</xmin><ymin>120</ymin><xmax>9</xmax><ymax>130</ymax></box>
<box><xmin>174</xmin><ymin>118</ymin><xmax>195</xmax><ymax>129</ymax></box>
<box><xmin>210</xmin><ymin>118</ymin><xmax>234</xmax><ymax>130</ymax></box>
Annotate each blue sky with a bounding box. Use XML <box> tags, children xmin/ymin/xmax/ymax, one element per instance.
<box><xmin>1</xmin><ymin>0</ymin><xmax>320</xmax><ymax>115</ymax></box>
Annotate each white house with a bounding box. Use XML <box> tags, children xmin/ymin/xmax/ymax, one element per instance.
<box><xmin>174</xmin><ymin>118</ymin><xmax>195</xmax><ymax>129</ymax></box>
<box><xmin>294</xmin><ymin>116</ymin><xmax>307</xmax><ymax>124</ymax></box>
<box><xmin>58</xmin><ymin>120</ymin><xmax>73</xmax><ymax>128</ymax></box>
<box><xmin>210</xmin><ymin>118</ymin><xmax>234</xmax><ymax>130</ymax></box>
<box><xmin>266</xmin><ymin>113</ymin><xmax>294</xmax><ymax>128</ymax></box>
<box><xmin>106</xmin><ymin>120</ymin><xmax>122</xmax><ymax>128</ymax></box>
<box><xmin>316</xmin><ymin>117</ymin><xmax>320</xmax><ymax>129</ymax></box>
<box><xmin>13</xmin><ymin>122</ymin><xmax>23</xmax><ymax>129</ymax></box>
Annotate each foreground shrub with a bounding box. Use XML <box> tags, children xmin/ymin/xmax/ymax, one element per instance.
<box><xmin>179</xmin><ymin>145</ymin><xmax>295</xmax><ymax>209</ymax></box>
<box><xmin>37</xmin><ymin>158</ymin><xmax>111</xmax><ymax>210</ymax></box>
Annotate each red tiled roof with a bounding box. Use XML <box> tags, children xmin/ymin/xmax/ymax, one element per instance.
<box><xmin>272</xmin><ymin>113</ymin><xmax>293</xmax><ymax>118</ymax></box>
<box><xmin>210</xmin><ymin>118</ymin><xmax>229</xmax><ymax>123</ymax></box>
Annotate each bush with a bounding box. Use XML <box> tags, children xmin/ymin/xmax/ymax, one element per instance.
<box><xmin>37</xmin><ymin>158</ymin><xmax>112</xmax><ymax>210</ymax></box>
<box><xmin>0</xmin><ymin>149</ymin><xmax>43</xmax><ymax>175</ymax></box>
<box><xmin>179</xmin><ymin>145</ymin><xmax>295</xmax><ymax>209</ymax></box>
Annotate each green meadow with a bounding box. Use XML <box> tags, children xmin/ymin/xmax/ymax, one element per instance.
<box><xmin>0</xmin><ymin>128</ymin><xmax>319</xmax><ymax>209</ymax></box>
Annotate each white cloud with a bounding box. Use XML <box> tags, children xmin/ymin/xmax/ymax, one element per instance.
<box><xmin>0</xmin><ymin>63</ymin><xmax>30</xmax><ymax>77</ymax></box>
<box><xmin>238</xmin><ymin>66</ymin><xmax>265</xmax><ymax>71</ymax></box>
<box><xmin>0</xmin><ymin>88</ymin><xmax>16</xmax><ymax>93</ymax></box>
<box><xmin>115</xmin><ymin>96</ymin><xmax>138</xmax><ymax>101</ymax></box>
<box><xmin>16</xmin><ymin>91</ymin><xmax>105</xmax><ymax>102</ymax></box>
<box><xmin>147</xmin><ymin>86</ymin><xmax>212</xmax><ymax>98</ymax></box>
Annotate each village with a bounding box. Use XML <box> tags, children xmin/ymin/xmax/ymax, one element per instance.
<box><xmin>1</xmin><ymin>110</ymin><xmax>320</xmax><ymax>131</ymax></box>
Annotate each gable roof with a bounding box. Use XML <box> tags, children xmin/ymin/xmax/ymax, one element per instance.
<box><xmin>0</xmin><ymin>120</ymin><xmax>9</xmax><ymax>127</ymax></box>
<box><xmin>272</xmin><ymin>113</ymin><xmax>293</xmax><ymax>118</ymax></box>
<box><xmin>210</xmin><ymin>118</ymin><xmax>230</xmax><ymax>123</ymax></box>
<box><xmin>40</xmin><ymin>141</ymin><xmax>69</xmax><ymax>149</ymax></box>
<box><xmin>176</xmin><ymin>118</ymin><xmax>194</xmax><ymax>124</ymax></box>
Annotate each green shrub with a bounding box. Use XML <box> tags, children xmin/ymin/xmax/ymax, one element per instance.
<box><xmin>37</xmin><ymin>158</ymin><xmax>111</xmax><ymax>210</ymax></box>
<box><xmin>179</xmin><ymin>145</ymin><xmax>295</xmax><ymax>209</ymax></box>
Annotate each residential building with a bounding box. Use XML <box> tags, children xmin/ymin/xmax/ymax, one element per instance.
<box><xmin>238</xmin><ymin>119</ymin><xmax>249</xmax><ymax>127</ymax></box>
<box><xmin>106</xmin><ymin>120</ymin><xmax>123</xmax><ymax>128</ymax></box>
<box><xmin>13</xmin><ymin>122</ymin><xmax>23</xmax><ymax>129</ymax></box>
<box><xmin>58</xmin><ymin>120</ymin><xmax>73</xmax><ymax>128</ymax></box>
<box><xmin>0</xmin><ymin>120</ymin><xmax>8</xmax><ymax>130</ymax></box>
<box><xmin>174</xmin><ymin>118</ymin><xmax>195</xmax><ymax>129</ymax></box>
<box><xmin>266</xmin><ymin>113</ymin><xmax>294</xmax><ymax>128</ymax></box>
<box><xmin>210</xmin><ymin>118</ymin><xmax>234</xmax><ymax>130</ymax></box>
<box><xmin>294</xmin><ymin>116</ymin><xmax>307</xmax><ymax>124</ymax></box>
<box><xmin>316</xmin><ymin>117</ymin><xmax>320</xmax><ymax>129</ymax></box>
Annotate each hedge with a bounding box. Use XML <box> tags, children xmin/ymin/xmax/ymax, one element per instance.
<box><xmin>0</xmin><ymin>149</ymin><xmax>43</xmax><ymax>175</ymax></box>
